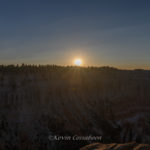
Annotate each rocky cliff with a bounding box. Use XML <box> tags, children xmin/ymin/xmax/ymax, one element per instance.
<box><xmin>0</xmin><ymin>66</ymin><xmax>150</xmax><ymax>149</ymax></box>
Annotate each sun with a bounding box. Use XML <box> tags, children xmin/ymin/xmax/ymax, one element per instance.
<box><xmin>74</xmin><ymin>59</ymin><xmax>82</xmax><ymax>66</ymax></box>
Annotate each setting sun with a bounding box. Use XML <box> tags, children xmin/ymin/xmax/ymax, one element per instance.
<box><xmin>74</xmin><ymin>59</ymin><xmax>82</xmax><ymax>66</ymax></box>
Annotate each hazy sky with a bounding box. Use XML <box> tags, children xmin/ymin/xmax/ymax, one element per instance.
<box><xmin>0</xmin><ymin>0</ymin><xmax>150</xmax><ymax>69</ymax></box>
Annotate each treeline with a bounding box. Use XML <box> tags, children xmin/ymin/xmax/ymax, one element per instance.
<box><xmin>0</xmin><ymin>64</ymin><xmax>120</xmax><ymax>73</ymax></box>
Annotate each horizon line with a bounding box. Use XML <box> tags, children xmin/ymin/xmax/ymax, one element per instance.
<box><xmin>0</xmin><ymin>63</ymin><xmax>149</xmax><ymax>71</ymax></box>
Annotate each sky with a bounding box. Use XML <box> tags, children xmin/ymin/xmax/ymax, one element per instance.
<box><xmin>0</xmin><ymin>0</ymin><xmax>150</xmax><ymax>69</ymax></box>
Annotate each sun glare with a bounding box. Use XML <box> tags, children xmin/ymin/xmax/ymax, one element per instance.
<box><xmin>74</xmin><ymin>59</ymin><xmax>82</xmax><ymax>66</ymax></box>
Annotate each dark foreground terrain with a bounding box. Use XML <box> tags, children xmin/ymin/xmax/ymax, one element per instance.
<box><xmin>80</xmin><ymin>142</ymin><xmax>150</xmax><ymax>150</ymax></box>
<box><xmin>0</xmin><ymin>65</ymin><xmax>150</xmax><ymax>150</ymax></box>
